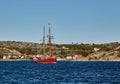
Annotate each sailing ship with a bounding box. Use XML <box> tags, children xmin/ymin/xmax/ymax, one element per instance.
<box><xmin>34</xmin><ymin>23</ymin><xmax>56</xmax><ymax>63</ymax></box>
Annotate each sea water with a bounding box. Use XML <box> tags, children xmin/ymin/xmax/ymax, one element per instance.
<box><xmin>0</xmin><ymin>61</ymin><xmax>120</xmax><ymax>84</ymax></box>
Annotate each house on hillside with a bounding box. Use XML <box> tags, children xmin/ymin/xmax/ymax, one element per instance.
<box><xmin>73</xmin><ymin>54</ymin><xmax>83</xmax><ymax>60</ymax></box>
<box><xmin>94</xmin><ymin>47</ymin><xmax>101</xmax><ymax>52</ymax></box>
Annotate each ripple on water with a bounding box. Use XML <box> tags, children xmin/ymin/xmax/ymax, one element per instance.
<box><xmin>0</xmin><ymin>61</ymin><xmax>120</xmax><ymax>84</ymax></box>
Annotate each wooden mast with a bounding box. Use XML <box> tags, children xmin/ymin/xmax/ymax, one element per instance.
<box><xmin>48</xmin><ymin>23</ymin><xmax>52</xmax><ymax>57</ymax></box>
<box><xmin>43</xmin><ymin>25</ymin><xmax>46</xmax><ymax>56</ymax></box>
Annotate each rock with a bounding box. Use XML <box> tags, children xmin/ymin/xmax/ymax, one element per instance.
<box><xmin>87</xmin><ymin>50</ymin><xmax>120</xmax><ymax>61</ymax></box>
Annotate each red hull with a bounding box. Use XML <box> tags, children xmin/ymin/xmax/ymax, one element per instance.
<box><xmin>35</xmin><ymin>57</ymin><xmax>56</xmax><ymax>63</ymax></box>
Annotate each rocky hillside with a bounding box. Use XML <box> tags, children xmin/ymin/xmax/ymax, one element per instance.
<box><xmin>0</xmin><ymin>48</ymin><xmax>21</xmax><ymax>56</ymax></box>
<box><xmin>0</xmin><ymin>41</ymin><xmax>41</xmax><ymax>49</ymax></box>
<box><xmin>84</xmin><ymin>46</ymin><xmax>120</xmax><ymax>61</ymax></box>
<box><xmin>0</xmin><ymin>41</ymin><xmax>58</xmax><ymax>57</ymax></box>
<box><xmin>0</xmin><ymin>41</ymin><xmax>42</xmax><ymax>57</ymax></box>
<box><xmin>0</xmin><ymin>41</ymin><xmax>120</xmax><ymax>61</ymax></box>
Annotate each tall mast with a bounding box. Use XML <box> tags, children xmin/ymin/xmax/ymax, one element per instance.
<box><xmin>48</xmin><ymin>23</ymin><xmax>52</xmax><ymax>56</ymax></box>
<box><xmin>43</xmin><ymin>25</ymin><xmax>46</xmax><ymax>56</ymax></box>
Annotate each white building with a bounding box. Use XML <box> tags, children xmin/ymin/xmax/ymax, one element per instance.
<box><xmin>3</xmin><ymin>56</ymin><xmax>7</xmax><ymax>59</ymax></box>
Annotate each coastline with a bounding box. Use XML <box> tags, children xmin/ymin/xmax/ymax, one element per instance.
<box><xmin>0</xmin><ymin>58</ymin><xmax>120</xmax><ymax>62</ymax></box>
<box><xmin>0</xmin><ymin>59</ymin><xmax>31</xmax><ymax>61</ymax></box>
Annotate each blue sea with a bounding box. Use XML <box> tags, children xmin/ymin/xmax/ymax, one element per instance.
<box><xmin>0</xmin><ymin>61</ymin><xmax>120</xmax><ymax>84</ymax></box>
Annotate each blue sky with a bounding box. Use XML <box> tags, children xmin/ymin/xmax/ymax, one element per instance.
<box><xmin>0</xmin><ymin>0</ymin><xmax>120</xmax><ymax>44</ymax></box>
